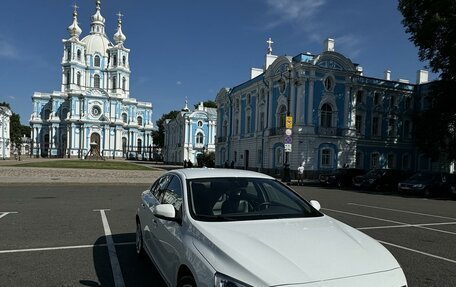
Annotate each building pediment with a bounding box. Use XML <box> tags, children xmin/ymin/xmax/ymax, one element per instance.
<box><xmin>86</xmin><ymin>88</ymin><xmax>109</xmax><ymax>98</ymax></box>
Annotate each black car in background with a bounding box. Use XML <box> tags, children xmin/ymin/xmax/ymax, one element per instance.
<box><xmin>353</xmin><ymin>169</ymin><xmax>409</xmax><ymax>191</ymax></box>
<box><xmin>398</xmin><ymin>172</ymin><xmax>453</xmax><ymax>196</ymax></box>
<box><xmin>319</xmin><ymin>168</ymin><xmax>366</xmax><ymax>188</ymax></box>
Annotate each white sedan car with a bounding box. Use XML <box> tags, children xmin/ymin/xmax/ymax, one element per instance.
<box><xmin>136</xmin><ymin>168</ymin><xmax>407</xmax><ymax>287</ymax></box>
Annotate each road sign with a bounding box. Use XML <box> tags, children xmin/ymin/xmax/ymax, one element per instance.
<box><xmin>286</xmin><ymin>116</ymin><xmax>293</xmax><ymax>129</ymax></box>
<box><xmin>284</xmin><ymin>135</ymin><xmax>292</xmax><ymax>144</ymax></box>
<box><xmin>285</xmin><ymin>144</ymin><xmax>292</xmax><ymax>152</ymax></box>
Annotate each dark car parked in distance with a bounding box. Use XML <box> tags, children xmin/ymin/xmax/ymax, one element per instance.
<box><xmin>319</xmin><ymin>168</ymin><xmax>366</xmax><ymax>188</ymax></box>
<box><xmin>398</xmin><ymin>172</ymin><xmax>453</xmax><ymax>196</ymax></box>
<box><xmin>353</xmin><ymin>169</ymin><xmax>409</xmax><ymax>191</ymax></box>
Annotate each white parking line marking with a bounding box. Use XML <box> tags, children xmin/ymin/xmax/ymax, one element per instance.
<box><xmin>323</xmin><ymin>208</ymin><xmax>456</xmax><ymax>236</ymax></box>
<box><xmin>347</xmin><ymin>203</ymin><xmax>456</xmax><ymax>220</ymax></box>
<box><xmin>0</xmin><ymin>242</ymin><xmax>135</xmax><ymax>254</ymax></box>
<box><xmin>0</xmin><ymin>212</ymin><xmax>18</xmax><ymax>219</ymax></box>
<box><xmin>94</xmin><ymin>209</ymin><xmax>126</xmax><ymax>287</ymax></box>
<box><xmin>379</xmin><ymin>240</ymin><xmax>456</xmax><ymax>264</ymax></box>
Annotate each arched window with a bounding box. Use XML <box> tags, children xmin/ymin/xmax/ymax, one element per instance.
<box><xmin>94</xmin><ymin>55</ymin><xmax>100</xmax><ymax>67</ymax></box>
<box><xmin>324</xmin><ymin>76</ymin><xmax>333</xmax><ymax>91</ymax></box>
<box><xmin>66</xmin><ymin>70</ymin><xmax>70</xmax><ymax>85</ymax></box>
<box><xmin>137</xmin><ymin>116</ymin><xmax>143</xmax><ymax>126</ymax></box>
<box><xmin>67</xmin><ymin>48</ymin><xmax>71</xmax><ymax>61</ymax></box>
<box><xmin>113</xmin><ymin>55</ymin><xmax>117</xmax><ymax>66</ymax></box>
<box><xmin>122</xmin><ymin>55</ymin><xmax>126</xmax><ymax>66</ymax></box>
<box><xmin>44</xmin><ymin>109</ymin><xmax>51</xmax><ymax>120</ymax></box>
<box><xmin>77</xmin><ymin>49</ymin><xmax>81</xmax><ymax>61</ymax></box>
<box><xmin>76</xmin><ymin>72</ymin><xmax>81</xmax><ymax>86</ymax></box>
<box><xmin>112</xmin><ymin>76</ymin><xmax>117</xmax><ymax>89</ymax></box>
<box><xmin>278</xmin><ymin>105</ymin><xmax>287</xmax><ymax>128</ymax></box>
<box><xmin>197</xmin><ymin>120</ymin><xmax>203</xmax><ymax>127</ymax></box>
<box><xmin>122</xmin><ymin>113</ymin><xmax>127</xmax><ymax>123</ymax></box>
<box><xmin>196</xmin><ymin>132</ymin><xmax>204</xmax><ymax>144</ymax></box>
<box><xmin>137</xmin><ymin>138</ymin><xmax>142</xmax><ymax>154</ymax></box>
<box><xmin>94</xmin><ymin>74</ymin><xmax>100</xmax><ymax>88</ymax></box>
<box><xmin>320</xmin><ymin>103</ymin><xmax>332</xmax><ymax>128</ymax></box>
<box><xmin>122</xmin><ymin>77</ymin><xmax>126</xmax><ymax>91</ymax></box>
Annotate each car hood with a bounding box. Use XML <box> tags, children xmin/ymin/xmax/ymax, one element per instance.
<box><xmin>191</xmin><ymin>215</ymin><xmax>402</xmax><ymax>286</ymax></box>
<box><xmin>400</xmin><ymin>178</ymin><xmax>432</xmax><ymax>185</ymax></box>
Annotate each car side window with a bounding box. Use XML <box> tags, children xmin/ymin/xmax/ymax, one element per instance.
<box><xmin>160</xmin><ymin>175</ymin><xmax>183</xmax><ymax>211</ymax></box>
<box><xmin>150</xmin><ymin>175</ymin><xmax>172</xmax><ymax>202</ymax></box>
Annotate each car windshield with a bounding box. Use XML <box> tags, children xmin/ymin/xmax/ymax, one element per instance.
<box><xmin>187</xmin><ymin>177</ymin><xmax>322</xmax><ymax>222</ymax></box>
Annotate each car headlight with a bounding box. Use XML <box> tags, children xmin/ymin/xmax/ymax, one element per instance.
<box><xmin>413</xmin><ymin>184</ymin><xmax>424</xmax><ymax>189</ymax></box>
<box><xmin>214</xmin><ymin>273</ymin><xmax>251</xmax><ymax>287</ymax></box>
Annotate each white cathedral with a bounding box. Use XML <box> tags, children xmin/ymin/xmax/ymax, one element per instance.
<box><xmin>30</xmin><ymin>1</ymin><xmax>154</xmax><ymax>159</ymax></box>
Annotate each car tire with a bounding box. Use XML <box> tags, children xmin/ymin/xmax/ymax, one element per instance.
<box><xmin>177</xmin><ymin>275</ymin><xmax>196</xmax><ymax>287</ymax></box>
<box><xmin>135</xmin><ymin>220</ymin><xmax>145</xmax><ymax>258</ymax></box>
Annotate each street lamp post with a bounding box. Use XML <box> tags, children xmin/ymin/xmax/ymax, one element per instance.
<box><xmin>282</xmin><ymin>64</ymin><xmax>293</xmax><ymax>182</ymax></box>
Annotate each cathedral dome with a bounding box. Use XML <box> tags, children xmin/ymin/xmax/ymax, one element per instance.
<box><xmin>81</xmin><ymin>33</ymin><xmax>111</xmax><ymax>57</ymax></box>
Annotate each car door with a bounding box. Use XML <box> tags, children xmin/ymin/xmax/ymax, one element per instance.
<box><xmin>141</xmin><ymin>175</ymin><xmax>172</xmax><ymax>268</ymax></box>
<box><xmin>153</xmin><ymin>174</ymin><xmax>185</xmax><ymax>284</ymax></box>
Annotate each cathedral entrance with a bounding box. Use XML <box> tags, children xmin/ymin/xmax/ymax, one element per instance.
<box><xmin>85</xmin><ymin>133</ymin><xmax>104</xmax><ymax>160</ymax></box>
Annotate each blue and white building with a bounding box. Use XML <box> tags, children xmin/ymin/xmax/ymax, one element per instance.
<box><xmin>0</xmin><ymin>106</ymin><xmax>12</xmax><ymax>159</ymax></box>
<box><xmin>29</xmin><ymin>1</ymin><xmax>153</xmax><ymax>159</ymax></box>
<box><xmin>216</xmin><ymin>38</ymin><xmax>437</xmax><ymax>176</ymax></box>
<box><xmin>163</xmin><ymin>101</ymin><xmax>217</xmax><ymax>165</ymax></box>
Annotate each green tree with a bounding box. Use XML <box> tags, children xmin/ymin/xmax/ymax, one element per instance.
<box><xmin>399</xmin><ymin>0</ymin><xmax>456</xmax><ymax>161</ymax></box>
<box><xmin>153</xmin><ymin>110</ymin><xmax>180</xmax><ymax>148</ymax></box>
<box><xmin>193</xmin><ymin>100</ymin><xmax>217</xmax><ymax>109</ymax></box>
<box><xmin>0</xmin><ymin>102</ymin><xmax>30</xmax><ymax>151</ymax></box>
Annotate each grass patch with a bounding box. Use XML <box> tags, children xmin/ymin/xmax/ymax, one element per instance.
<box><xmin>9</xmin><ymin>160</ymin><xmax>155</xmax><ymax>171</ymax></box>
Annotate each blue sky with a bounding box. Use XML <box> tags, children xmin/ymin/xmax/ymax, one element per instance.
<box><xmin>0</xmin><ymin>0</ymin><xmax>434</xmax><ymax>125</ymax></box>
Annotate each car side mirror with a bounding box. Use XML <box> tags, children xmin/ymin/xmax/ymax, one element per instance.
<box><xmin>310</xmin><ymin>200</ymin><xmax>321</xmax><ymax>211</ymax></box>
<box><xmin>154</xmin><ymin>204</ymin><xmax>179</xmax><ymax>222</ymax></box>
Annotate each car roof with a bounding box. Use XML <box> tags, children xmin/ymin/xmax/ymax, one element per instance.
<box><xmin>168</xmin><ymin>168</ymin><xmax>275</xmax><ymax>180</ymax></box>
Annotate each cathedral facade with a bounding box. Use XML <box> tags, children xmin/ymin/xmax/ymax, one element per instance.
<box><xmin>216</xmin><ymin>38</ymin><xmax>436</xmax><ymax>176</ymax></box>
<box><xmin>30</xmin><ymin>1</ymin><xmax>153</xmax><ymax>159</ymax></box>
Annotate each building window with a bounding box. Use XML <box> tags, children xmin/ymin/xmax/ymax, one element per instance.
<box><xmin>246</xmin><ymin>115</ymin><xmax>251</xmax><ymax>133</ymax></box>
<box><xmin>356</xmin><ymin>90</ymin><xmax>363</xmax><ymax>105</ymax></box>
<box><xmin>94</xmin><ymin>74</ymin><xmax>100</xmax><ymax>88</ymax></box>
<box><xmin>355</xmin><ymin>114</ymin><xmax>363</xmax><ymax>135</ymax></box>
<box><xmin>405</xmin><ymin>97</ymin><xmax>412</xmax><ymax>110</ymax></box>
<box><xmin>67</xmin><ymin>48</ymin><xmax>71</xmax><ymax>61</ymax></box>
<box><xmin>122</xmin><ymin>55</ymin><xmax>126</xmax><ymax>66</ymax></box>
<box><xmin>197</xmin><ymin>120</ymin><xmax>203</xmax><ymax>127</ymax></box>
<box><xmin>389</xmin><ymin>95</ymin><xmax>396</xmax><ymax>109</ymax></box>
<box><xmin>91</xmin><ymin>105</ymin><xmax>101</xmax><ymax>117</ymax></box>
<box><xmin>137</xmin><ymin>116</ymin><xmax>143</xmax><ymax>126</ymax></box>
<box><xmin>235</xmin><ymin>119</ymin><xmax>239</xmax><ymax>135</ymax></box>
<box><xmin>320</xmin><ymin>103</ymin><xmax>332</xmax><ymax>128</ymax></box>
<box><xmin>387</xmin><ymin>153</ymin><xmax>396</xmax><ymax>168</ymax></box>
<box><xmin>196</xmin><ymin>132</ymin><xmax>204</xmax><ymax>144</ymax></box>
<box><xmin>122</xmin><ymin>77</ymin><xmax>126</xmax><ymax>91</ymax></box>
<box><xmin>222</xmin><ymin>120</ymin><xmax>227</xmax><ymax>137</ymax></box>
<box><xmin>404</xmin><ymin>120</ymin><xmax>411</xmax><ymax>139</ymax></box>
<box><xmin>44</xmin><ymin>109</ymin><xmax>51</xmax><ymax>120</ymax></box>
<box><xmin>321</xmin><ymin>149</ymin><xmax>331</xmax><ymax>166</ymax></box>
<box><xmin>278</xmin><ymin>105</ymin><xmax>287</xmax><ymax>128</ymax></box>
<box><xmin>374</xmin><ymin>92</ymin><xmax>381</xmax><ymax>106</ymax></box>
<box><xmin>370</xmin><ymin>153</ymin><xmax>379</xmax><ymax>169</ymax></box>
<box><xmin>388</xmin><ymin>118</ymin><xmax>397</xmax><ymax>137</ymax></box>
<box><xmin>122</xmin><ymin>113</ymin><xmax>127</xmax><ymax>123</ymax></box>
<box><xmin>112</xmin><ymin>76</ymin><xmax>117</xmax><ymax>90</ymax></box>
<box><xmin>324</xmin><ymin>76</ymin><xmax>333</xmax><ymax>91</ymax></box>
<box><xmin>94</xmin><ymin>55</ymin><xmax>100</xmax><ymax>67</ymax></box>
<box><xmin>66</xmin><ymin>70</ymin><xmax>70</xmax><ymax>85</ymax></box>
<box><xmin>372</xmin><ymin>116</ymin><xmax>380</xmax><ymax>137</ymax></box>
<box><xmin>137</xmin><ymin>138</ymin><xmax>142</xmax><ymax>154</ymax></box>
<box><xmin>259</xmin><ymin>112</ymin><xmax>265</xmax><ymax>130</ymax></box>
<box><xmin>77</xmin><ymin>72</ymin><xmax>81</xmax><ymax>86</ymax></box>
<box><xmin>113</xmin><ymin>55</ymin><xmax>117</xmax><ymax>66</ymax></box>
<box><xmin>77</xmin><ymin>49</ymin><xmax>81</xmax><ymax>61</ymax></box>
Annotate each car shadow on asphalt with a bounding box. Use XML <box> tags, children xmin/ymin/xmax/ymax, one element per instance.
<box><xmin>84</xmin><ymin>233</ymin><xmax>167</xmax><ymax>287</ymax></box>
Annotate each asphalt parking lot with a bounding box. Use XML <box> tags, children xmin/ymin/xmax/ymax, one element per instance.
<box><xmin>1</xmin><ymin>182</ymin><xmax>455</xmax><ymax>287</ymax></box>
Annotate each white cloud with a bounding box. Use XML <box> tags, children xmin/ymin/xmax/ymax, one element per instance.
<box><xmin>176</xmin><ymin>81</ymin><xmax>182</xmax><ymax>85</ymax></box>
<box><xmin>265</xmin><ymin>0</ymin><xmax>326</xmax><ymax>28</ymax></box>
<box><xmin>8</xmin><ymin>95</ymin><xmax>16</xmax><ymax>100</ymax></box>
<box><xmin>336</xmin><ymin>35</ymin><xmax>363</xmax><ymax>59</ymax></box>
